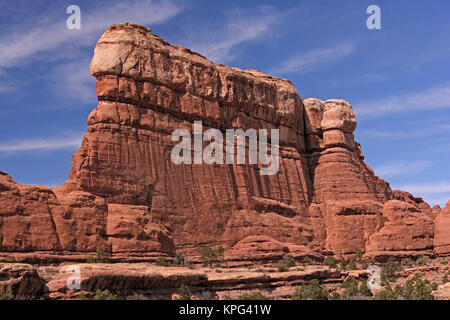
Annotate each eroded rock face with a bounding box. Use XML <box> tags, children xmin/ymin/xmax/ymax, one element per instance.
<box><xmin>0</xmin><ymin>171</ymin><xmax>175</xmax><ymax>258</ymax></box>
<box><xmin>366</xmin><ymin>200</ymin><xmax>434</xmax><ymax>254</ymax></box>
<box><xmin>0</xmin><ymin>23</ymin><xmax>447</xmax><ymax>261</ymax></box>
<box><xmin>434</xmin><ymin>201</ymin><xmax>450</xmax><ymax>255</ymax></box>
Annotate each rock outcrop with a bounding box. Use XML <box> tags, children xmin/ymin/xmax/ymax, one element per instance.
<box><xmin>434</xmin><ymin>201</ymin><xmax>450</xmax><ymax>255</ymax></box>
<box><xmin>0</xmin><ymin>23</ymin><xmax>448</xmax><ymax>262</ymax></box>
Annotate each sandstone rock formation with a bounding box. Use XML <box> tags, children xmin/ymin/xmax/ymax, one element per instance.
<box><xmin>0</xmin><ymin>23</ymin><xmax>448</xmax><ymax>262</ymax></box>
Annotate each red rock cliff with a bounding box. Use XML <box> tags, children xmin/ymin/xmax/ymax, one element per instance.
<box><xmin>0</xmin><ymin>23</ymin><xmax>448</xmax><ymax>262</ymax></box>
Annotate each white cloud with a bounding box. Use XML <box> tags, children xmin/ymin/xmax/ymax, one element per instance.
<box><xmin>393</xmin><ymin>181</ymin><xmax>450</xmax><ymax>208</ymax></box>
<box><xmin>0</xmin><ymin>82</ymin><xmax>15</xmax><ymax>93</ymax></box>
<box><xmin>271</xmin><ymin>41</ymin><xmax>355</xmax><ymax>75</ymax></box>
<box><xmin>0</xmin><ymin>0</ymin><xmax>181</xmax><ymax>68</ymax></box>
<box><xmin>373</xmin><ymin>161</ymin><xmax>432</xmax><ymax>178</ymax></box>
<box><xmin>0</xmin><ymin>134</ymin><xmax>83</xmax><ymax>153</ymax></box>
<box><xmin>186</xmin><ymin>6</ymin><xmax>279</xmax><ymax>64</ymax></box>
<box><xmin>355</xmin><ymin>84</ymin><xmax>450</xmax><ymax>119</ymax></box>
<box><xmin>51</xmin><ymin>58</ymin><xmax>96</xmax><ymax>102</ymax></box>
<box><xmin>361</xmin><ymin>124</ymin><xmax>450</xmax><ymax>140</ymax></box>
<box><xmin>396</xmin><ymin>182</ymin><xmax>450</xmax><ymax>195</ymax></box>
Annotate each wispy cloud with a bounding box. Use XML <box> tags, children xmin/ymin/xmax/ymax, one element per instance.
<box><xmin>355</xmin><ymin>84</ymin><xmax>450</xmax><ymax>119</ymax></box>
<box><xmin>0</xmin><ymin>81</ymin><xmax>16</xmax><ymax>93</ymax></box>
<box><xmin>361</xmin><ymin>124</ymin><xmax>450</xmax><ymax>140</ymax></box>
<box><xmin>270</xmin><ymin>41</ymin><xmax>355</xmax><ymax>75</ymax></box>
<box><xmin>0</xmin><ymin>133</ymin><xmax>83</xmax><ymax>153</ymax></box>
<box><xmin>186</xmin><ymin>6</ymin><xmax>279</xmax><ymax>64</ymax></box>
<box><xmin>396</xmin><ymin>182</ymin><xmax>450</xmax><ymax>195</ymax></box>
<box><xmin>0</xmin><ymin>0</ymin><xmax>181</xmax><ymax>68</ymax></box>
<box><xmin>373</xmin><ymin>161</ymin><xmax>432</xmax><ymax>178</ymax></box>
<box><xmin>51</xmin><ymin>58</ymin><xmax>95</xmax><ymax>102</ymax></box>
<box><xmin>394</xmin><ymin>181</ymin><xmax>450</xmax><ymax>207</ymax></box>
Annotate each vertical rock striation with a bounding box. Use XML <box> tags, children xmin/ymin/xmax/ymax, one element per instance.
<box><xmin>0</xmin><ymin>23</ymin><xmax>447</xmax><ymax>261</ymax></box>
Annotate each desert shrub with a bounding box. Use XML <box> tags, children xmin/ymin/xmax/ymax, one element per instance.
<box><xmin>399</xmin><ymin>274</ymin><xmax>435</xmax><ymax>300</ymax></box>
<box><xmin>415</xmin><ymin>255</ymin><xmax>429</xmax><ymax>266</ymax></box>
<box><xmin>200</xmin><ymin>291</ymin><xmax>216</xmax><ymax>300</ymax></box>
<box><xmin>178</xmin><ymin>284</ymin><xmax>192</xmax><ymax>300</ymax></box>
<box><xmin>404</xmin><ymin>257</ymin><xmax>415</xmax><ymax>267</ymax></box>
<box><xmin>0</xmin><ymin>287</ymin><xmax>13</xmax><ymax>300</ymax></box>
<box><xmin>330</xmin><ymin>292</ymin><xmax>341</xmax><ymax>300</ymax></box>
<box><xmin>275</xmin><ymin>260</ymin><xmax>288</xmax><ymax>272</ymax></box>
<box><xmin>93</xmin><ymin>289</ymin><xmax>117</xmax><ymax>300</ymax></box>
<box><xmin>87</xmin><ymin>248</ymin><xmax>111</xmax><ymax>263</ymax></box>
<box><xmin>283</xmin><ymin>254</ymin><xmax>296</xmax><ymax>267</ymax></box>
<box><xmin>200</xmin><ymin>245</ymin><xmax>225</xmax><ymax>267</ymax></box>
<box><xmin>376</xmin><ymin>274</ymin><xmax>436</xmax><ymax>300</ymax></box>
<box><xmin>382</xmin><ymin>257</ymin><xmax>401</xmax><ymax>282</ymax></box>
<box><xmin>440</xmin><ymin>260</ymin><xmax>448</xmax><ymax>265</ymax></box>
<box><xmin>275</xmin><ymin>254</ymin><xmax>296</xmax><ymax>272</ymax></box>
<box><xmin>360</xmin><ymin>261</ymin><xmax>369</xmax><ymax>270</ymax></box>
<box><xmin>356</xmin><ymin>249</ymin><xmax>363</xmax><ymax>264</ymax></box>
<box><xmin>340</xmin><ymin>259</ymin><xmax>348</xmax><ymax>270</ymax></box>
<box><xmin>126</xmin><ymin>293</ymin><xmax>146</xmax><ymax>300</ymax></box>
<box><xmin>238</xmin><ymin>291</ymin><xmax>270</xmax><ymax>300</ymax></box>
<box><xmin>323</xmin><ymin>256</ymin><xmax>338</xmax><ymax>268</ymax></box>
<box><xmin>347</xmin><ymin>260</ymin><xmax>357</xmax><ymax>270</ymax></box>
<box><xmin>75</xmin><ymin>293</ymin><xmax>88</xmax><ymax>300</ymax></box>
<box><xmin>374</xmin><ymin>285</ymin><xmax>397</xmax><ymax>300</ymax></box>
<box><xmin>359</xmin><ymin>280</ymin><xmax>373</xmax><ymax>297</ymax></box>
<box><xmin>443</xmin><ymin>271</ymin><xmax>450</xmax><ymax>283</ymax></box>
<box><xmin>156</xmin><ymin>256</ymin><xmax>170</xmax><ymax>267</ymax></box>
<box><xmin>341</xmin><ymin>277</ymin><xmax>359</xmax><ymax>297</ymax></box>
<box><xmin>302</xmin><ymin>256</ymin><xmax>313</xmax><ymax>265</ymax></box>
<box><xmin>292</xmin><ymin>279</ymin><xmax>329</xmax><ymax>300</ymax></box>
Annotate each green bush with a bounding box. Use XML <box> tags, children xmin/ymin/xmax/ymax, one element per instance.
<box><xmin>275</xmin><ymin>260</ymin><xmax>288</xmax><ymax>272</ymax></box>
<box><xmin>283</xmin><ymin>254</ymin><xmax>296</xmax><ymax>267</ymax></box>
<box><xmin>238</xmin><ymin>292</ymin><xmax>270</xmax><ymax>300</ymax></box>
<box><xmin>302</xmin><ymin>256</ymin><xmax>313</xmax><ymax>265</ymax></box>
<box><xmin>347</xmin><ymin>260</ymin><xmax>357</xmax><ymax>270</ymax></box>
<box><xmin>443</xmin><ymin>271</ymin><xmax>450</xmax><ymax>283</ymax></box>
<box><xmin>382</xmin><ymin>257</ymin><xmax>401</xmax><ymax>282</ymax></box>
<box><xmin>403</xmin><ymin>257</ymin><xmax>415</xmax><ymax>267</ymax></box>
<box><xmin>323</xmin><ymin>256</ymin><xmax>338</xmax><ymax>268</ymax></box>
<box><xmin>87</xmin><ymin>248</ymin><xmax>111</xmax><ymax>263</ymax></box>
<box><xmin>356</xmin><ymin>249</ymin><xmax>363</xmax><ymax>264</ymax></box>
<box><xmin>93</xmin><ymin>289</ymin><xmax>117</xmax><ymax>300</ymax></box>
<box><xmin>395</xmin><ymin>274</ymin><xmax>434</xmax><ymax>300</ymax></box>
<box><xmin>359</xmin><ymin>281</ymin><xmax>373</xmax><ymax>297</ymax></box>
<box><xmin>415</xmin><ymin>255</ymin><xmax>429</xmax><ymax>266</ymax></box>
<box><xmin>374</xmin><ymin>285</ymin><xmax>397</xmax><ymax>300</ymax></box>
<box><xmin>0</xmin><ymin>287</ymin><xmax>13</xmax><ymax>300</ymax></box>
<box><xmin>292</xmin><ymin>279</ymin><xmax>329</xmax><ymax>300</ymax></box>
<box><xmin>156</xmin><ymin>256</ymin><xmax>170</xmax><ymax>267</ymax></box>
<box><xmin>200</xmin><ymin>245</ymin><xmax>225</xmax><ymax>267</ymax></box>
<box><xmin>440</xmin><ymin>260</ymin><xmax>448</xmax><ymax>265</ymax></box>
<box><xmin>275</xmin><ymin>254</ymin><xmax>296</xmax><ymax>272</ymax></box>
<box><xmin>330</xmin><ymin>292</ymin><xmax>341</xmax><ymax>300</ymax></box>
<box><xmin>75</xmin><ymin>293</ymin><xmax>88</xmax><ymax>300</ymax></box>
<box><xmin>375</xmin><ymin>273</ymin><xmax>436</xmax><ymax>300</ymax></box>
<box><xmin>178</xmin><ymin>284</ymin><xmax>192</xmax><ymax>300</ymax></box>
<box><xmin>126</xmin><ymin>293</ymin><xmax>147</xmax><ymax>300</ymax></box>
<box><xmin>340</xmin><ymin>259</ymin><xmax>348</xmax><ymax>270</ymax></box>
<box><xmin>341</xmin><ymin>277</ymin><xmax>359</xmax><ymax>297</ymax></box>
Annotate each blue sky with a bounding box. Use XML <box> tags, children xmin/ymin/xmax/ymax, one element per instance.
<box><xmin>0</xmin><ymin>0</ymin><xmax>449</xmax><ymax>207</ymax></box>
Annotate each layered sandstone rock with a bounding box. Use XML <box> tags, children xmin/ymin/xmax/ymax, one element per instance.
<box><xmin>0</xmin><ymin>171</ymin><xmax>175</xmax><ymax>259</ymax></box>
<box><xmin>62</xmin><ymin>23</ymin><xmax>396</xmax><ymax>257</ymax></box>
<box><xmin>0</xmin><ymin>23</ymin><xmax>447</xmax><ymax>261</ymax></box>
<box><xmin>366</xmin><ymin>200</ymin><xmax>434</xmax><ymax>256</ymax></box>
<box><xmin>434</xmin><ymin>202</ymin><xmax>450</xmax><ymax>255</ymax></box>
